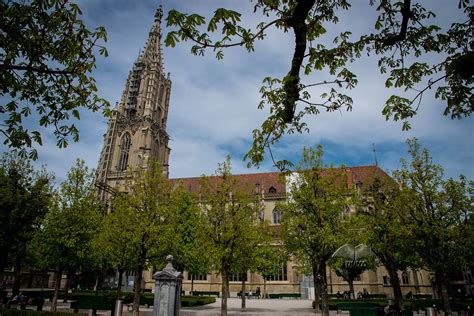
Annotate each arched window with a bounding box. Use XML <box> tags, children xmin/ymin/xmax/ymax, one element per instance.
<box><xmin>402</xmin><ymin>271</ymin><xmax>410</xmax><ymax>285</ymax></box>
<box><xmin>273</xmin><ymin>208</ymin><xmax>282</xmax><ymax>224</ymax></box>
<box><xmin>118</xmin><ymin>133</ymin><xmax>131</xmax><ymax>171</ymax></box>
<box><xmin>269</xmin><ymin>186</ymin><xmax>277</xmax><ymax>194</ymax></box>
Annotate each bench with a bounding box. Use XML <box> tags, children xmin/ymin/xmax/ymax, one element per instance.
<box><xmin>191</xmin><ymin>291</ymin><xmax>220</xmax><ymax>298</ymax></box>
<box><xmin>336</xmin><ymin>303</ymin><xmax>384</xmax><ymax>316</ymax></box>
<box><xmin>70</xmin><ymin>298</ymin><xmax>116</xmax><ymax>315</ymax></box>
<box><xmin>268</xmin><ymin>293</ymin><xmax>301</xmax><ymax>299</ymax></box>
<box><xmin>237</xmin><ymin>292</ymin><xmax>259</xmax><ymax>299</ymax></box>
<box><xmin>6</xmin><ymin>297</ymin><xmax>45</xmax><ymax>311</ymax></box>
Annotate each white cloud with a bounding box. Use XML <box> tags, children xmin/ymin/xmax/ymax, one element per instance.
<box><xmin>1</xmin><ymin>0</ymin><xmax>472</xmax><ymax>183</ymax></box>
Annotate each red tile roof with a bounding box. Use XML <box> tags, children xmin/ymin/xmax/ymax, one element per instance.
<box><xmin>171</xmin><ymin>165</ymin><xmax>393</xmax><ymax>195</ymax></box>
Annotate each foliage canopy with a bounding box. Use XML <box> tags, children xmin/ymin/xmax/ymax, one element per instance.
<box><xmin>165</xmin><ymin>1</ymin><xmax>473</xmax><ymax>168</ymax></box>
<box><xmin>1</xmin><ymin>0</ymin><xmax>109</xmax><ymax>159</ymax></box>
<box><xmin>280</xmin><ymin>145</ymin><xmax>352</xmax><ymax>315</ymax></box>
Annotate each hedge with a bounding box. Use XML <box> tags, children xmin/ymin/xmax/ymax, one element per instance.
<box><xmin>181</xmin><ymin>296</ymin><xmax>216</xmax><ymax>307</ymax></box>
<box><xmin>65</xmin><ymin>292</ymin><xmax>214</xmax><ymax>309</ymax></box>
<box><xmin>0</xmin><ymin>309</ymin><xmax>87</xmax><ymax>316</ymax></box>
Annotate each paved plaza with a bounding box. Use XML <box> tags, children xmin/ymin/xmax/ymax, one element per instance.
<box><xmin>21</xmin><ymin>296</ymin><xmax>433</xmax><ymax>316</ymax></box>
<box><xmin>179</xmin><ymin>298</ymin><xmax>344</xmax><ymax>315</ymax></box>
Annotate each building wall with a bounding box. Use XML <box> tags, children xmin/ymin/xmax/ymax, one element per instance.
<box><xmin>141</xmin><ymin>189</ymin><xmax>435</xmax><ymax>298</ymax></box>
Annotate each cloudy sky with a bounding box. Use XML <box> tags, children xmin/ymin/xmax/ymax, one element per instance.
<box><xmin>2</xmin><ymin>0</ymin><xmax>473</xmax><ymax>183</ymax></box>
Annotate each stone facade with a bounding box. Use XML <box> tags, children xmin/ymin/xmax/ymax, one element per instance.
<box><xmin>95</xmin><ymin>7</ymin><xmax>171</xmax><ymax>202</ymax></box>
<box><xmin>170</xmin><ymin>168</ymin><xmax>435</xmax><ymax>299</ymax></box>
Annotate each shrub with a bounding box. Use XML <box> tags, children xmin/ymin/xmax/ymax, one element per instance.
<box><xmin>0</xmin><ymin>309</ymin><xmax>87</xmax><ymax>316</ymax></box>
<box><xmin>181</xmin><ymin>296</ymin><xmax>215</xmax><ymax>307</ymax></box>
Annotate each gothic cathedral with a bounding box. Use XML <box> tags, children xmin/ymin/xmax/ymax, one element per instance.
<box><xmin>95</xmin><ymin>7</ymin><xmax>171</xmax><ymax>202</ymax></box>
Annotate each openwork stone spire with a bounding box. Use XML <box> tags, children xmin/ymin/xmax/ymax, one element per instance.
<box><xmin>95</xmin><ymin>5</ymin><xmax>172</xmax><ymax>203</ymax></box>
<box><xmin>141</xmin><ymin>5</ymin><xmax>164</xmax><ymax>67</ymax></box>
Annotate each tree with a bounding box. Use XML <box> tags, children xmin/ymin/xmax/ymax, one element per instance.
<box><xmin>359</xmin><ymin>177</ymin><xmax>421</xmax><ymax>311</ymax></box>
<box><xmin>167</xmin><ymin>185</ymin><xmax>210</xmax><ymax>295</ymax></box>
<box><xmin>92</xmin><ymin>203</ymin><xmax>137</xmax><ymax>296</ymax></box>
<box><xmin>197</xmin><ymin>157</ymin><xmax>265</xmax><ymax>316</ymax></box>
<box><xmin>165</xmin><ymin>1</ymin><xmax>472</xmax><ymax>168</ymax></box>
<box><xmin>279</xmin><ymin>145</ymin><xmax>352</xmax><ymax>316</ymax></box>
<box><xmin>1</xmin><ymin>0</ymin><xmax>109</xmax><ymax>159</ymax></box>
<box><xmin>231</xmin><ymin>210</ymin><xmax>274</xmax><ymax>311</ymax></box>
<box><xmin>254</xmin><ymin>245</ymin><xmax>286</xmax><ymax>299</ymax></box>
<box><xmin>0</xmin><ymin>153</ymin><xmax>52</xmax><ymax>294</ymax></box>
<box><xmin>393</xmin><ymin>138</ymin><xmax>473</xmax><ymax>315</ymax></box>
<box><xmin>30</xmin><ymin>159</ymin><xmax>101</xmax><ymax>311</ymax></box>
<box><xmin>108</xmin><ymin>162</ymin><xmax>178</xmax><ymax>316</ymax></box>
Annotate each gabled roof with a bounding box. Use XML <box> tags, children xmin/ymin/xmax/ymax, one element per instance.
<box><xmin>348</xmin><ymin>165</ymin><xmax>395</xmax><ymax>190</ymax></box>
<box><xmin>170</xmin><ymin>165</ymin><xmax>393</xmax><ymax>196</ymax></box>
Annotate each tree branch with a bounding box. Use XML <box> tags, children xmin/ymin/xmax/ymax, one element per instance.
<box><xmin>0</xmin><ymin>64</ymin><xmax>76</xmax><ymax>75</ymax></box>
<box><xmin>281</xmin><ymin>0</ymin><xmax>317</xmax><ymax>123</ymax></box>
<box><xmin>301</xmin><ymin>80</ymin><xmax>348</xmax><ymax>90</ymax></box>
<box><xmin>383</xmin><ymin>0</ymin><xmax>412</xmax><ymax>46</ymax></box>
<box><xmin>179</xmin><ymin>19</ymin><xmax>280</xmax><ymax>49</ymax></box>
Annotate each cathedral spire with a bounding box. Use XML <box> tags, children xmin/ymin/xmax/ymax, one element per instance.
<box><xmin>141</xmin><ymin>5</ymin><xmax>164</xmax><ymax>67</ymax></box>
<box><xmin>95</xmin><ymin>5</ymin><xmax>172</xmax><ymax>203</ymax></box>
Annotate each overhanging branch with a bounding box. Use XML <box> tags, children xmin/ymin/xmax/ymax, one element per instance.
<box><xmin>0</xmin><ymin>64</ymin><xmax>76</xmax><ymax>75</ymax></box>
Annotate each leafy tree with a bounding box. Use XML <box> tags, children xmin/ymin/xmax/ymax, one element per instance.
<box><xmin>232</xmin><ymin>211</ymin><xmax>274</xmax><ymax>311</ymax></box>
<box><xmin>30</xmin><ymin>159</ymin><xmax>101</xmax><ymax>311</ymax></box>
<box><xmin>0</xmin><ymin>153</ymin><xmax>53</xmax><ymax>294</ymax></box>
<box><xmin>197</xmin><ymin>157</ymin><xmax>265</xmax><ymax>316</ymax></box>
<box><xmin>279</xmin><ymin>145</ymin><xmax>352</xmax><ymax>315</ymax></box>
<box><xmin>92</xmin><ymin>202</ymin><xmax>137</xmax><ymax>296</ymax></box>
<box><xmin>393</xmin><ymin>138</ymin><xmax>473</xmax><ymax>314</ymax></box>
<box><xmin>1</xmin><ymin>0</ymin><xmax>109</xmax><ymax>159</ymax></box>
<box><xmin>108</xmin><ymin>162</ymin><xmax>177</xmax><ymax>316</ymax></box>
<box><xmin>254</xmin><ymin>245</ymin><xmax>286</xmax><ymax>299</ymax></box>
<box><xmin>357</xmin><ymin>178</ymin><xmax>420</xmax><ymax>311</ymax></box>
<box><xmin>165</xmin><ymin>1</ymin><xmax>472</xmax><ymax>168</ymax></box>
<box><xmin>168</xmin><ymin>186</ymin><xmax>210</xmax><ymax>295</ymax></box>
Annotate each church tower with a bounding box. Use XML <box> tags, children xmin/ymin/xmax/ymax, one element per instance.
<box><xmin>95</xmin><ymin>7</ymin><xmax>171</xmax><ymax>202</ymax></box>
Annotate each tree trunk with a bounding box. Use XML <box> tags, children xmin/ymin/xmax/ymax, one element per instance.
<box><xmin>0</xmin><ymin>245</ymin><xmax>10</xmax><ymax>273</ymax></box>
<box><xmin>51</xmin><ymin>269</ymin><xmax>63</xmax><ymax>312</ymax></box>
<box><xmin>117</xmin><ymin>269</ymin><xmax>124</xmax><ymax>297</ymax></box>
<box><xmin>241</xmin><ymin>276</ymin><xmax>246</xmax><ymax>311</ymax></box>
<box><xmin>94</xmin><ymin>274</ymin><xmax>99</xmax><ymax>292</ymax></box>
<box><xmin>348</xmin><ymin>279</ymin><xmax>355</xmax><ymax>300</ymax></box>
<box><xmin>436</xmin><ymin>271</ymin><xmax>452</xmax><ymax>315</ymax></box>
<box><xmin>132</xmin><ymin>270</ymin><xmax>143</xmax><ymax>316</ymax></box>
<box><xmin>12</xmin><ymin>254</ymin><xmax>22</xmax><ymax>296</ymax></box>
<box><xmin>191</xmin><ymin>274</ymin><xmax>194</xmax><ymax>295</ymax></box>
<box><xmin>319</xmin><ymin>263</ymin><xmax>330</xmax><ymax>316</ymax></box>
<box><xmin>221</xmin><ymin>272</ymin><xmax>229</xmax><ymax>316</ymax></box>
<box><xmin>263</xmin><ymin>278</ymin><xmax>267</xmax><ymax>299</ymax></box>
<box><xmin>387</xmin><ymin>265</ymin><xmax>404</xmax><ymax>311</ymax></box>
<box><xmin>63</xmin><ymin>269</ymin><xmax>74</xmax><ymax>302</ymax></box>
<box><xmin>312</xmin><ymin>265</ymin><xmax>321</xmax><ymax>312</ymax></box>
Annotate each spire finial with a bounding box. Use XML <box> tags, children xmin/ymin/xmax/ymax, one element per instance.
<box><xmin>155</xmin><ymin>5</ymin><xmax>163</xmax><ymax>23</ymax></box>
<box><xmin>372</xmin><ymin>143</ymin><xmax>378</xmax><ymax>167</ymax></box>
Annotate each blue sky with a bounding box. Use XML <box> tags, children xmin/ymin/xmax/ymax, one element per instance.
<box><xmin>1</xmin><ymin>0</ymin><xmax>473</xmax><ymax>183</ymax></box>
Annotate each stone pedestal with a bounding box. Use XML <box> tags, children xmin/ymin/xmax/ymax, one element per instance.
<box><xmin>152</xmin><ymin>255</ymin><xmax>183</xmax><ymax>316</ymax></box>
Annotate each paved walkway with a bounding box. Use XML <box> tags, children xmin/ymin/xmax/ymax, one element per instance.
<box><xmin>117</xmin><ymin>298</ymin><xmax>348</xmax><ymax>315</ymax></box>
<box><xmin>39</xmin><ymin>297</ymin><xmax>336</xmax><ymax>315</ymax></box>
<box><xmin>179</xmin><ymin>298</ymin><xmax>345</xmax><ymax>315</ymax></box>
<box><xmin>22</xmin><ymin>297</ymin><xmax>431</xmax><ymax>316</ymax></box>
